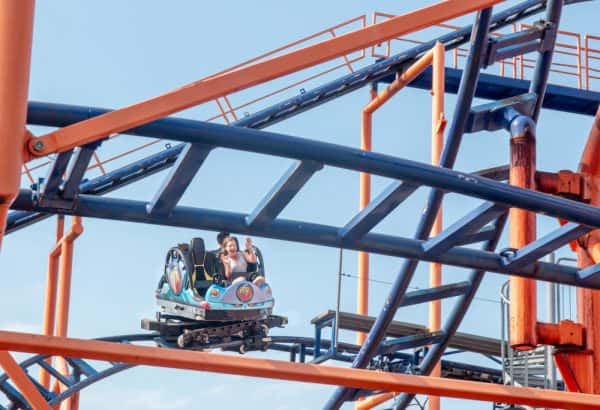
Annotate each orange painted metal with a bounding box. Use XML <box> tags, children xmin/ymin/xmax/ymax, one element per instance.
<box><xmin>356</xmin><ymin>48</ymin><xmax>435</xmax><ymax>346</ymax></box>
<box><xmin>40</xmin><ymin>217</ymin><xmax>66</xmax><ymax>389</ymax></box>
<box><xmin>0</xmin><ymin>0</ymin><xmax>35</xmax><ymax>249</ymax></box>
<box><xmin>357</xmin><ymin>86</ymin><xmax>377</xmax><ymax>346</ymax></box>
<box><xmin>571</xmin><ymin>105</ymin><xmax>600</xmax><ymax>394</ymax></box>
<box><xmin>1</xmin><ymin>331</ymin><xmax>600</xmax><ymax>409</ymax></box>
<box><xmin>26</xmin><ymin>0</ymin><xmax>503</xmax><ymax>158</ymax></box>
<box><xmin>509</xmin><ymin>125</ymin><xmax>537</xmax><ymax>350</ymax></box>
<box><xmin>355</xmin><ymin>391</ymin><xmax>396</xmax><ymax>410</ymax></box>
<box><xmin>428</xmin><ymin>41</ymin><xmax>445</xmax><ymax>410</ymax></box>
<box><xmin>554</xmin><ymin>350</ymin><xmax>594</xmax><ymax>393</ymax></box>
<box><xmin>0</xmin><ymin>351</ymin><xmax>52</xmax><ymax>410</ymax></box>
<box><xmin>536</xmin><ymin>320</ymin><xmax>584</xmax><ymax>347</ymax></box>
<box><xmin>363</xmin><ymin>49</ymin><xmax>435</xmax><ymax>114</ymax></box>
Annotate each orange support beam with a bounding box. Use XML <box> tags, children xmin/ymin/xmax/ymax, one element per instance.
<box><xmin>26</xmin><ymin>0</ymin><xmax>503</xmax><ymax>159</ymax></box>
<box><xmin>0</xmin><ymin>331</ymin><xmax>599</xmax><ymax>409</ymax></box>
<box><xmin>573</xmin><ymin>105</ymin><xmax>600</xmax><ymax>393</ymax></box>
<box><xmin>357</xmin><ymin>86</ymin><xmax>377</xmax><ymax>346</ymax></box>
<box><xmin>0</xmin><ymin>0</ymin><xmax>35</xmax><ymax>249</ymax></box>
<box><xmin>428</xmin><ymin>41</ymin><xmax>445</xmax><ymax>410</ymax></box>
<box><xmin>509</xmin><ymin>122</ymin><xmax>538</xmax><ymax>350</ymax></box>
<box><xmin>356</xmin><ymin>48</ymin><xmax>436</xmax><ymax>346</ymax></box>
<box><xmin>355</xmin><ymin>391</ymin><xmax>396</xmax><ymax>410</ymax></box>
<box><xmin>40</xmin><ymin>217</ymin><xmax>66</xmax><ymax>389</ymax></box>
<box><xmin>0</xmin><ymin>351</ymin><xmax>52</xmax><ymax>410</ymax></box>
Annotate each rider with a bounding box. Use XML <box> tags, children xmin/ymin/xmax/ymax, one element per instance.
<box><xmin>219</xmin><ymin>236</ymin><xmax>265</xmax><ymax>287</ymax></box>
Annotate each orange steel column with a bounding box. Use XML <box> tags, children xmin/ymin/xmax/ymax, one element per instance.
<box><xmin>0</xmin><ymin>0</ymin><xmax>35</xmax><ymax>249</ymax></box>
<box><xmin>0</xmin><ymin>351</ymin><xmax>52</xmax><ymax>410</ymax></box>
<box><xmin>40</xmin><ymin>216</ymin><xmax>66</xmax><ymax>388</ymax></box>
<box><xmin>428</xmin><ymin>41</ymin><xmax>445</xmax><ymax>410</ymax></box>
<box><xmin>509</xmin><ymin>119</ymin><xmax>538</xmax><ymax>350</ymax></box>
<box><xmin>355</xmin><ymin>49</ymin><xmax>435</xmax><ymax>346</ymax></box>
<box><xmin>357</xmin><ymin>86</ymin><xmax>377</xmax><ymax>345</ymax></box>
<box><xmin>54</xmin><ymin>217</ymin><xmax>83</xmax><ymax>410</ymax></box>
<box><xmin>575</xmin><ymin>105</ymin><xmax>600</xmax><ymax>393</ymax></box>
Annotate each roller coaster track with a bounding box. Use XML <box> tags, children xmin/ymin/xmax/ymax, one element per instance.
<box><xmin>2</xmin><ymin>1</ymin><xmax>599</xmax><ymax>409</ymax></box>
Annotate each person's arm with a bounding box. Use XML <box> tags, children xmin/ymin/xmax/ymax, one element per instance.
<box><xmin>220</xmin><ymin>254</ymin><xmax>232</xmax><ymax>279</ymax></box>
<box><xmin>243</xmin><ymin>237</ymin><xmax>258</xmax><ymax>263</ymax></box>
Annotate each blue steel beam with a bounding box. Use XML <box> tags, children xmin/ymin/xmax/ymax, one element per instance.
<box><xmin>457</xmin><ymin>225</ymin><xmax>498</xmax><ymax>245</ymax></box>
<box><xmin>400</xmin><ymin>282</ymin><xmax>471</xmax><ymax>306</ymax></box>
<box><xmin>503</xmin><ymin>222</ymin><xmax>591</xmax><ymax>270</ymax></box>
<box><xmin>39</xmin><ymin>150</ymin><xmax>73</xmax><ymax>203</ymax></box>
<box><xmin>384</xmin><ymin>68</ymin><xmax>600</xmax><ymax>117</ymax></box>
<box><xmin>10</xmin><ymin>1</ymin><xmax>585</xmax><ymax>233</ymax></box>
<box><xmin>17</xmin><ymin>110</ymin><xmax>600</xmax><ymax>229</ymax></box>
<box><xmin>146</xmin><ymin>143</ymin><xmax>213</xmax><ymax>216</ymax></box>
<box><xmin>325</xmin><ymin>9</ymin><xmax>495</xmax><ymax>408</ymax></box>
<box><xmin>578</xmin><ymin>264</ymin><xmax>600</xmax><ymax>287</ymax></box>
<box><xmin>466</xmin><ymin>93</ymin><xmax>537</xmax><ymax>133</ymax></box>
<box><xmin>530</xmin><ymin>0</ymin><xmax>563</xmax><ymax>121</ymax></box>
<box><xmin>392</xmin><ymin>213</ymin><xmax>507</xmax><ymax>410</ymax></box>
<box><xmin>246</xmin><ymin>160</ymin><xmax>323</xmax><ymax>228</ymax></box>
<box><xmin>484</xmin><ymin>25</ymin><xmax>546</xmax><ymax>67</ymax></box>
<box><xmin>423</xmin><ymin>202</ymin><xmax>506</xmax><ymax>258</ymax></box>
<box><xmin>338</xmin><ymin>182</ymin><xmax>419</xmax><ymax>242</ymax></box>
<box><xmin>11</xmin><ymin>192</ymin><xmax>597</xmax><ymax>288</ymax></box>
<box><xmin>377</xmin><ymin>332</ymin><xmax>446</xmax><ymax>356</ymax></box>
<box><xmin>61</xmin><ymin>141</ymin><xmax>102</xmax><ymax>200</ymax></box>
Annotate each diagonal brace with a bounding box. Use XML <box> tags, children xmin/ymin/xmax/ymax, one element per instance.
<box><xmin>246</xmin><ymin>160</ymin><xmax>323</xmax><ymax>228</ymax></box>
<box><xmin>503</xmin><ymin>222</ymin><xmax>591</xmax><ymax>270</ymax></box>
<box><xmin>423</xmin><ymin>202</ymin><xmax>506</xmax><ymax>258</ymax></box>
<box><xmin>0</xmin><ymin>351</ymin><xmax>52</xmax><ymax>410</ymax></box>
<box><xmin>146</xmin><ymin>143</ymin><xmax>213</xmax><ymax>216</ymax></box>
<box><xmin>339</xmin><ymin>181</ymin><xmax>419</xmax><ymax>242</ymax></box>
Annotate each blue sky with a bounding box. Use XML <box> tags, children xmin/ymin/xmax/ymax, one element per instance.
<box><xmin>1</xmin><ymin>1</ymin><xmax>599</xmax><ymax>409</ymax></box>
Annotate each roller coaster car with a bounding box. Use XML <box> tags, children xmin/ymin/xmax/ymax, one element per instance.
<box><xmin>155</xmin><ymin>237</ymin><xmax>275</xmax><ymax>322</ymax></box>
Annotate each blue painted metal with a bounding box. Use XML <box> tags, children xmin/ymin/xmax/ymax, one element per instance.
<box><xmin>38</xmin><ymin>150</ymin><xmax>73</xmax><ymax>207</ymax></box>
<box><xmin>11</xmin><ymin>192</ymin><xmax>599</xmax><ymax>288</ymax></box>
<box><xmin>423</xmin><ymin>202</ymin><xmax>506</xmax><ymax>258</ymax></box>
<box><xmin>457</xmin><ymin>225</ymin><xmax>498</xmax><ymax>245</ymax></box>
<box><xmin>61</xmin><ymin>141</ymin><xmax>102</xmax><ymax>200</ymax></box>
<box><xmin>392</xmin><ymin>213</ymin><xmax>507</xmax><ymax>410</ymax></box>
<box><xmin>578</xmin><ymin>264</ymin><xmax>600</xmax><ymax>287</ymax></box>
<box><xmin>377</xmin><ymin>332</ymin><xmax>447</xmax><ymax>356</ymax></box>
<box><xmin>400</xmin><ymin>282</ymin><xmax>471</xmax><ymax>306</ymax></box>
<box><xmin>530</xmin><ymin>0</ymin><xmax>564</xmax><ymax>121</ymax></box>
<box><xmin>12</xmin><ymin>119</ymin><xmax>600</xmax><ymax>229</ymax></box>
<box><xmin>503</xmin><ymin>222</ymin><xmax>591</xmax><ymax>270</ymax></box>
<box><xmin>465</xmin><ymin>93</ymin><xmax>537</xmax><ymax>133</ymax></box>
<box><xmin>325</xmin><ymin>8</ymin><xmax>495</xmax><ymax>408</ymax></box>
<box><xmin>246</xmin><ymin>160</ymin><xmax>323</xmax><ymax>228</ymax></box>
<box><xmin>146</xmin><ymin>143</ymin><xmax>213</xmax><ymax>216</ymax></box>
<box><xmin>338</xmin><ymin>182</ymin><xmax>418</xmax><ymax>242</ymax></box>
<box><xmin>484</xmin><ymin>25</ymin><xmax>546</xmax><ymax>67</ymax></box>
<box><xmin>384</xmin><ymin>67</ymin><xmax>600</xmax><ymax>117</ymax></box>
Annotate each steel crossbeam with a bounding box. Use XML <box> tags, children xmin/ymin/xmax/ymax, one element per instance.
<box><xmin>61</xmin><ymin>142</ymin><xmax>102</xmax><ymax>200</ymax></box>
<box><xmin>423</xmin><ymin>202</ymin><xmax>507</xmax><ymax>258</ymax></box>
<box><xmin>503</xmin><ymin>222</ymin><xmax>591</xmax><ymax>269</ymax></box>
<box><xmin>246</xmin><ymin>160</ymin><xmax>323</xmax><ymax>228</ymax></box>
<box><xmin>339</xmin><ymin>182</ymin><xmax>419</xmax><ymax>242</ymax></box>
<box><xmin>146</xmin><ymin>143</ymin><xmax>213</xmax><ymax>216</ymax></box>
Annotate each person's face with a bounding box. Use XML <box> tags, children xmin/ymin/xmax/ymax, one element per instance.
<box><xmin>225</xmin><ymin>240</ymin><xmax>237</xmax><ymax>255</ymax></box>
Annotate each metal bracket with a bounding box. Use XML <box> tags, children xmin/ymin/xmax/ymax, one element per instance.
<box><xmin>466</xmin><ymin>93</ymin><xmax>537</xmax><ymax>133</ymax></box>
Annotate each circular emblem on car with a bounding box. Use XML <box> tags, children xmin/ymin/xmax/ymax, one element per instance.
<box><xmin>236</xmin><ymin>283</ymin><xmax>254</xmax><ymax>303</ymax></box>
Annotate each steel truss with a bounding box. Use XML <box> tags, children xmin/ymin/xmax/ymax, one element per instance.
<box><xmin>1</xmin><ymin>1</ymin><xmax>599</xmax><ymax>409</ymax></box>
